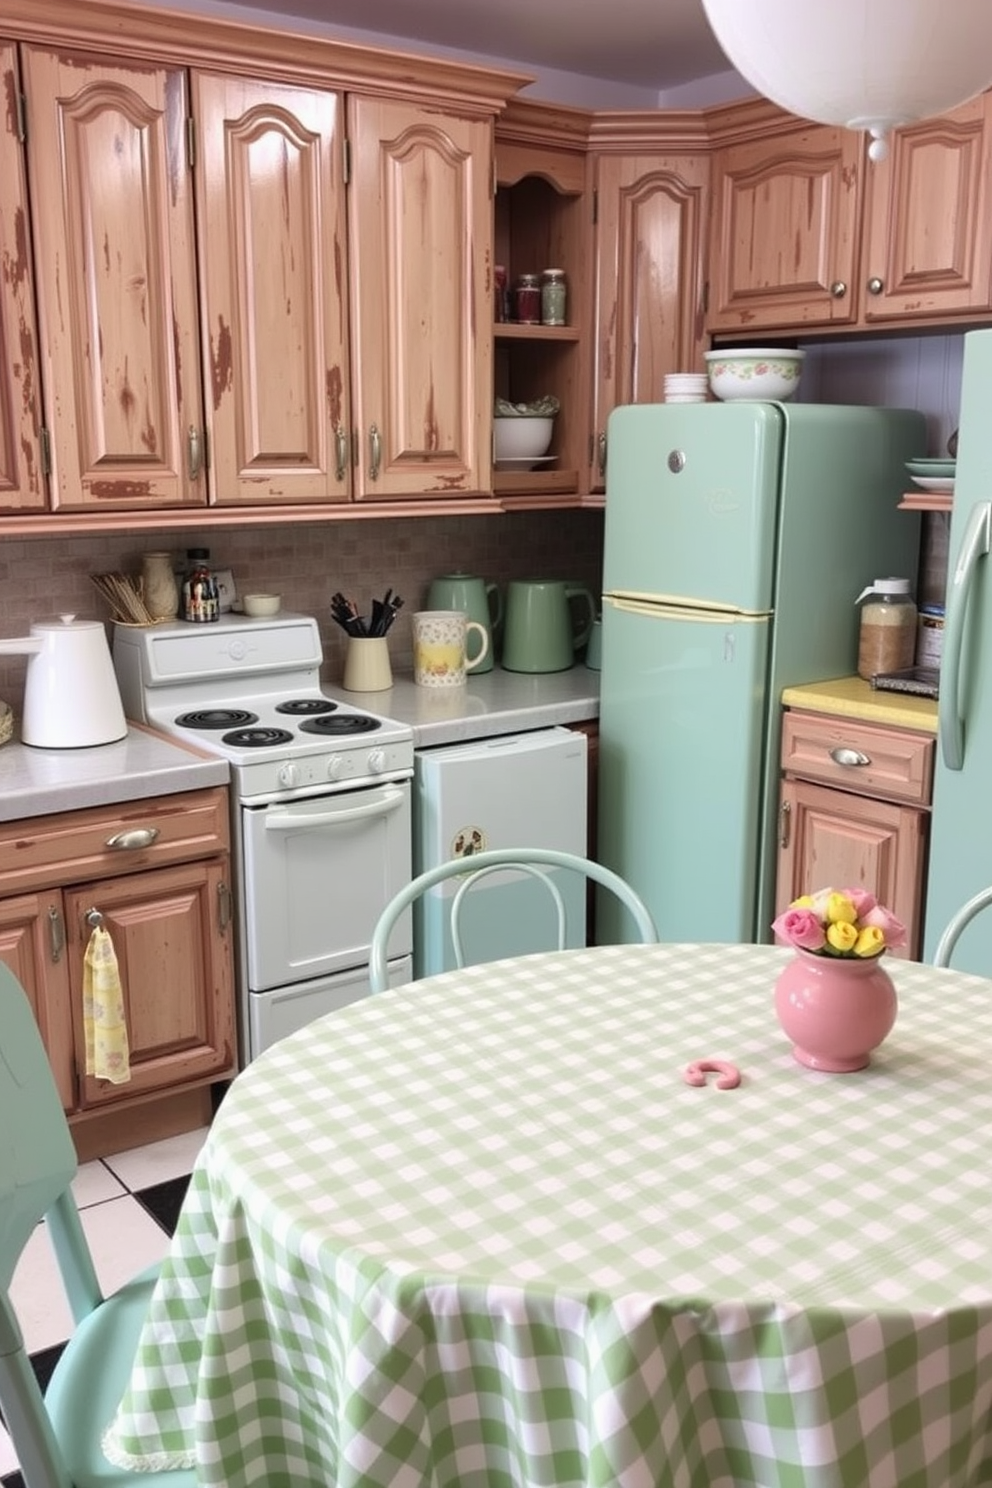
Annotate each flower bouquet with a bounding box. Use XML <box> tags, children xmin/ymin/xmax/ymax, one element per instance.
<box><xmin>772</xmin><ymin>888</ymin><xmax>904</xmax><ymax>1071</ymax></box>
<box><xmin>772</xmin><ymin>887</ymin><xmax>907</xmax><ymax>960</ymax></box>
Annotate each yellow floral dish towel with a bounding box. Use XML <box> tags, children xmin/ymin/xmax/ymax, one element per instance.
<box><xmin>83</xmin><ymin>925</ymin><xmax>131</xmax><ymax>1084</ymax></box>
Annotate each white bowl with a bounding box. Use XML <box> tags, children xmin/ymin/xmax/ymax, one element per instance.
<box><xmin>704</xmin><ymin>349</ymin><xmax>805</xmax><ymax>402</ymax></box>
<box><xmin>493</xmin><ymin>415</ymin><xmax>554</xmax><ymax>463</ymax></box>
<box><xmin>243</xmin><ymin>593</ymin><xmax>282</xmax><ymax>617</ymax></box>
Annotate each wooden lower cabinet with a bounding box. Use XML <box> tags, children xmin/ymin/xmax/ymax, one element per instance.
<box><xmin>0</xmin><ymin>788</ymin><xmax>236</xmax><ymax>1154</ymax></box>
<box><xmin>775</xmin><ymin>710</ymin><xmax>934</xmax><ymax>960</ymax></box>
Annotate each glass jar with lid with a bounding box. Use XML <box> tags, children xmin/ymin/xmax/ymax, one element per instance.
<box><xmin>541</xmin><ymin>269</ymin><xmax>567</xmax><ymax>326</ymax></box>
<box><xmin>182</xmin><ymin>549</ymin><xmax>220</xmax><ymax>624</ymax></box>
<box><xmin>856</xmin><ymin>577</ymin><xmax>917</xmax><ymax>679</ymax></box>
<box><xmin>513</xmin><ymin>274</ymin><xmax>541</xmax><ymax>325</ymax></box>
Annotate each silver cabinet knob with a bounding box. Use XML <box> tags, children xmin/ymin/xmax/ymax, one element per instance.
<box><xmin>829</xmin><ymin>280</ymin><xmax>847</xmax><ymax>298</ymax></box>
<box><xmin>867</xmin><ymin>277</ymin><xmax>884</xmax><ymax>296</ymax></box>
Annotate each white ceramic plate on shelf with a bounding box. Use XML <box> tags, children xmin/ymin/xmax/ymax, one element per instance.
<box><xmin>909</xmin><ymin>475</ymin><xmax>955</xmax><ymax>493</ymax></box>
<box><xmin>494</xmin><ymin>455</ymin><xmax>558</xmax><ymax>472</ymax></box>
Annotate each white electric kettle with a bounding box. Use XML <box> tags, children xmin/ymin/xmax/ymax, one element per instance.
<box><xmin>0</xmin><ymin>615</ymin><xmax>128</xmax><ymax>748</ymax></box>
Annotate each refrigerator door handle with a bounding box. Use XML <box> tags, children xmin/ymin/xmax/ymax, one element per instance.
<box><xmin>939</xmin><ymin>500</ymin><xmax>992</xmax><ymax>771</ymax></box>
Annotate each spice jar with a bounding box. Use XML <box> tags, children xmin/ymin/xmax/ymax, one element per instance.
<box><xmin>182</xmin><ymin>549</ymin><xmax>220</xmax><ymax>624</ymax></box>
<box><xmin>541</xmin><ymin>268</ymin><xmax>567</xmax><ymax>326</ymax></box>
<box><xmin>856</xmin><ymin>577</ymin><xmax>917</xmax><ymax>679</ymax></box>
<box><xmin>513</xmin><ymin>273</ymin><xmax>541</xmax><ymax>325</ymax></box>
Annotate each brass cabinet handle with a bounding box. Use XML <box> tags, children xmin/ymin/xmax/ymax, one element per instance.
<box><xmin>218</xmin><ymin>880</ymin><xmax>233</xmax><ymax>933</ymax></box>
<box><xmin>369</xmin><ymin>424</ymin><xmax>381</xmax><ymax>482</ymax></box>
<box><xmin>334</xmin><ymin>425</ymin><xmax>348</xmax><ymax>482</ymax></box>
<box><xmin>778</xmin><ymin>799</ymin><xmax>791</xmax><ymax>849</ymax></box>
<box><xmin>48</xmin><ymin>905</ymin><xmax>65</xmax><ymax>964</ymax></box>
<box><xmin>829</xmin><ymin>280</ymin><xmax>847</xmax><ymax>298</ymax></box>
<box><xmin>105</xmin><ymin>827</ymin><xmax>160</xmax><ymax>851</ymax></box>
<box><xmin>598</xmin><ymin>431</ymin><xmax>607</xmax><ymax>479</ymax></box>
<box><xmin>830</xmin><ymin>746</ymin><xmax>871</xmax><ymax>767</ymax></box>
<box><xmin>867</xmin><ymin>277</ymin><xmax>884</xmax><ymax>296</ymax></box>
<box><xmin>187</xmin><ymin>425</ymin><xmax>203</xmax><ymax>481</ymax></box>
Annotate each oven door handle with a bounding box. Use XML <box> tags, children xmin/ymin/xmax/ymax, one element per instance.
<box><xmin>263</xmin><ymin>788</ymin><xmax>407</xmax><ymax>831</ymax></box>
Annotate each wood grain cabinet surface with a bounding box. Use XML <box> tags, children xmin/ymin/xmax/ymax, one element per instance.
<box><xmin>775</xmin><ymin>709</ymin><xmax>935</xmax><ymax>960</ymax></box>
<box><xmin>0</xmin><ymin>788</ymin><xmax>235</xmax><ymax>1152</ymax></box>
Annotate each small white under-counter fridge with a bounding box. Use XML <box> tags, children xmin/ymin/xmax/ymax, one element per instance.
<box><xmin>413</xmin><ymin>726</ymin><xmax>588</xmax><ymax>976</ymax></box>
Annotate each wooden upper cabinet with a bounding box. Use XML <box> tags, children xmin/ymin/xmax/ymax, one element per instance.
<box><xmin>22</xmin><ymin>47</ymin><xmax>206</xmax><ymax>512</ymax></box>
<box><xmin>591</xmin><ymin>150</ymin><xmax>709</xmax><ymax>491</ymax></box>
<box><xmin>0</xmin><ymin>44</ymin><xmax>44</xmax><ymax>513</ymax></box>
<box><xmin>859</xmin><ymin>94</ymin><xmax>992</xmax><ymax>324</ymax></box>
<box><xmin>347</xmin><ymin>95</ymin><xmax>492</xmax><ymax>500</ymax></box>
<box><xmin>192</xmin><ymin>73</ymin><xmax>351</xmax><ymax>505</ymax></box>
<box><xmin>707</xmin><ymin>122</ymin><xmax>862</xmax><ymax>332</ymax></box>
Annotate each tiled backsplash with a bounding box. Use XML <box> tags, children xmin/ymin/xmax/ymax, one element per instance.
<box><xmin>0</xmin><ymin>510</ymin><xmax>606</xmax><ymax>710</ymax></box>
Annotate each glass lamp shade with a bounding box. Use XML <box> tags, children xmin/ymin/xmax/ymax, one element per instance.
<box><xmin>701</xmin><ymin>0</ymin><xmax>992</xmax><ymax>159</ymax></box>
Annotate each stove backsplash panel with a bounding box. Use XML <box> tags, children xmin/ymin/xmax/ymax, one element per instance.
<box><xmin>0</xmin><ymin>511</ymin><xmax>606</xmax><ymax>713</ymax></box>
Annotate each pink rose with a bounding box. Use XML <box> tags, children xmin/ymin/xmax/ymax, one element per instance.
<box><xmin>861</xmin><ymin>904</ymin><xmax>907</xmax><ymax>949</ymax></box>
<box><xmin>772</xmin><ymin>907</ymin><xmax>826</xmax><ymax>952</ymax></box>
<box><xmin>839</xmin><ymin>887</ymin><xmax>877</xmax><ymax>918</ymax></box>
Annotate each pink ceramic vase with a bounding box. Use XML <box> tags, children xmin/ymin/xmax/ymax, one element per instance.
<box><xmin>774</xmin><ymin>948</ymin><xmax>898</xmax><ymax>1072</ymax></box>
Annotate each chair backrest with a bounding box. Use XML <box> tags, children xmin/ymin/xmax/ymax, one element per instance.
<box><xmin>932</xmin><ymin>884</ymin><xmax>992</xmax><ymax>967</ymax></box>
<box><xmin>369</xmin><ymin>847</ymin><xmax>658</xmax><ymax>993</ymax></box>
<box><xmin>0</xmin><ymin>962</ymin><xmax>103</xmax><ymax>1488</ymax></box>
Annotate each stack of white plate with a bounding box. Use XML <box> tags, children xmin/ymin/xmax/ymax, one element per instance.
<box><xmin>664</xmin><ymin>372</ymin><xmax>708</xmax><ymax>404</ymax></box>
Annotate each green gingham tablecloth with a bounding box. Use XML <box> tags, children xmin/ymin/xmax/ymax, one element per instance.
<box><xmin>103</xmin><ymin>942</ymin><xmax>992</xmax><ymax>1487</ymax></box>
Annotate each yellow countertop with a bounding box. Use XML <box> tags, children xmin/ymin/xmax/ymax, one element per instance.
<box><xmin>781</xmin><ymin>676</ymin><xmax>938</xmax><ymax>734</ymax></box>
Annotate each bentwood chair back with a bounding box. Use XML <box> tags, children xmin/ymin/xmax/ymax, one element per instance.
<box><xmin>369</xmin><ymin>846</ymin><xmax>658</xmax><ymax>993</ymax></box>
<box><xmin>932</xmin><ymin>884</ymin><xmax>992</xmax><ymax>968</ymax></box>
<box><xmin>0</xmin><ymin>961</ymin><xmax>194</xmax><ymax>1488</ymax></box>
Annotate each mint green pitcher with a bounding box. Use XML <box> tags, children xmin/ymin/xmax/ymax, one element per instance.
<box><xmin>426</xmin><ymin>572</ymin><xmax>502</xmax><ymax>672</ymax></box>
<box><xmin>502</xmin><ymin>579</ymin><xmax>597</xmax><ymax>673</ymax></box>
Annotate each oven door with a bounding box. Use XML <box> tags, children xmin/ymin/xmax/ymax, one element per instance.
<box><xmin>241</xmin><ymin>780</ymin><xmax>412</xmax><ymax>991</ymax></box>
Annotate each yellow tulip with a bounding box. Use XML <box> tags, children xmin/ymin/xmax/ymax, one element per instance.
<box><xmin>825</xmin><ymin>892</ymin><xmax>857</xmax><ymax>926</ymax></box>
<box><xmin>826</xmin><ymin>920</ymin><xmax>858</xmax><ymax>953</ymax></box>
<box><xmin>854</xmin><ymin>926</ymin><xmax>885</xmax><ymax>958</ymax></box>
<box><xmin>791</xmin><ymin>895</ymin><xmax>814</xmax><ymax>909</ymax></box>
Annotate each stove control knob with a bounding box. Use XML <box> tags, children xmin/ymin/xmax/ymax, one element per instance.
<box><xmin>326</xmin><ymin>755</ymin><xmax>345</xmax><ymax>781</ymax></box>
<box><xmin>278</xmin><ymin>762</ymin><xmax>298</xmax><ymax>789</ymax></box>
<box><xmin>367</xmin><ymin>748</ymin><xmax>387</xmax><ymax>774</ymax></box>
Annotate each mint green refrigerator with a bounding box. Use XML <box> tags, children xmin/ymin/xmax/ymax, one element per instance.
<box><xmin>596</xmin><ymin>401</ymin><xmax>924</xmax><ymax>946</ymax></box>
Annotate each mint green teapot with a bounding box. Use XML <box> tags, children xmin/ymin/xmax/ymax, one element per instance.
<box><xmin>426</xmin><ymin>572</ymin><xmax>502</xmax><ymax>673</ymax></box>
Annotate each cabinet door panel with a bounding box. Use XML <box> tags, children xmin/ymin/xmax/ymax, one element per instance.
<box><xmin>776</xmin><ymin>778</ymin><xmax>926</xmax><ymax>959</ymax></box>
<box><xmin>348</xmin><ymin>96</ymin><xmax>491</xmax><ymax>498</ymax></box>
<box><xmin>65</xmin><ymin>860</ymin><xmax>235</xmax><ymax>1107</ymax></box>
<box><xmin>0</xmin><ymin>891</ymin><xmax>75</xmax><ymax>1109</ymax></box>
<box><xmin>23</xmin><ymin>47</ymin><xmax>204</xmax><ymax>511</ymax></box>
<box><xmin>0</xmin><ymin>44</ymin><xmax>44</xmax><ymax>512</ymax></box>
<box><xmin>193</xmin><ymin>73</ymin><xmax>351</xmax><ymax>504</ymax></box>
<box><xmin>861</xmin><ymin>96</ymin><xmax>992</xmax><ymax>322</ymax></box>
<box><xmin>708</xmin><ymin>125</ymin><xmax>861</xmax><ymax>331</ymax></box>
<box><xmin>592</xmin><ymin>152</ymin><xmax>708</xmax><ymax>491</ymax></box>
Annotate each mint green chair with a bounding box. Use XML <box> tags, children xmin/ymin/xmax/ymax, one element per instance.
<box><xmin>369</xmin><ymin>846</ymin><xmax>658</xmax><ymax>993</ymax></box>
<box><xmin>0</xmin><ymin>961</ymin><xmax>194</xmax><ymax>1487</ymax></box>
<box><xmin>933</xmin><ymin>884</ymin><xmax>992</xmax><ymax>968</ymax></box>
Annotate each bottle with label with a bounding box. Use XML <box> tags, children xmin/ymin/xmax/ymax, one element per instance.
<box><xmin>182</xmin><ymin>549</ymin><xmax>220</xmax><ymax>624</ymax></box>
<box><xmin>856</xmin><ymin>577</ymin><xmax>917</xmax><ymax>679</ymax></box>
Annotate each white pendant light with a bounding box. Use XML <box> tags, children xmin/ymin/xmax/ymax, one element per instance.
<box><xmin>700</xmin><ymin>0</ymin><xmax>992</xmax><ymax>160</ymax></box>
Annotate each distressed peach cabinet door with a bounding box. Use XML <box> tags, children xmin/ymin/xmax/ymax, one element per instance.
<box><xmin>0</xmin><ymin>44</ymin><xmax>45</xmax><ymax>512</ymax></box>
<box><xmin>193</xmin><ymin>73</ymin><xmax>351</xmax><ymax>505</ymax></box>
<box><xmin>22</xmin><ymin>47</ymin><xmax>205</xmax><ymax>511</ymax></box>
<box><xmin>860</xmin><ymin>95</ymin><xmax>992</xmax><ymax>324</ymax></box>
<box><xmin>0</xmin><ymin>892</ymin><xmax>74</xmax><ymax>1110</ymax></box>
<box><xmin>347</xmin><ymin>96</ymin><xmax>492</xmax><ymax>500</ymax></box>
<box><xmin>591</xmin><ymin>150</ymin><xmax>709</xmax><ymax>494</ymax></box>
<box><xmin>707</xmin><ymin>123</ymin><xmax>862</xmax><ymax>333</ymax></box>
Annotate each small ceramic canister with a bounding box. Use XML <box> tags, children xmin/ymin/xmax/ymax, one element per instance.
<box><xmin>412</xmin><ymin>610</ymin><xmax>489</xmax><ymax>688</ymax></box>
<box><xmin>342</xmin><ymin>636</ymin><xmax>392</xmax><ymax>692</ymax></box>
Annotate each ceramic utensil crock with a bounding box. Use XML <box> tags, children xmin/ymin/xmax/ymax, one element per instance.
<box><xmin>426</xmin><ymin>573</ymin><xmax>502</xmax><ymax>673</ymax></box>
<box><xmin>501</xmin><ymin>580</ymin><xmax>597</xmax><ymax>673</ymax></box>
<box><xmin>0</xmin><ymin>615</ymin><xmax>127</xmax><ymax>748</ymax></box>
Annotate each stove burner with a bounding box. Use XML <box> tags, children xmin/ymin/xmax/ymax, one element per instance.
<box><xmin>299</xmin><ymin>714</ymin><xmax>381</xmax><ymax>737</ymax></box>
<box><xmin>275</xmin><ymin>698</ymin><xmax>338</xmax><ymax>716</ymax></box>
<box><xmin>222</xmin><ymin>727</ymin><xmax>295</xmax><ymax>749</ymax></box>
<box><xmin>176</xmin><ymin>708</ymin><xmax>258</xmax><ymax>729</ymax></box>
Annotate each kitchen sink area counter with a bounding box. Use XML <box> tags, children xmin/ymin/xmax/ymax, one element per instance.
<box><xmin>781</xmin><ymin>676</ymin><xmax>938</xmax><ymax>733</ymax></box>
<box><xmin>322</xmin><ymin>667</ymin><xmax>600</xmax><ymax>748</ymax></box>
<box><xmin>0</xmin><ymin>726</ymin><xmax>229</xmax><ymax>823</ymax></box>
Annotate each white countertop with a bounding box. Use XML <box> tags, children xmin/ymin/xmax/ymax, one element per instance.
<box><xmin>0</xmin><ymin>724</ymin><xmax>229</xmax><ymax>822</ymax></box>
<box><xmin>322</xmin><ymin>664</ymin><xmax>600</xmax><ymax>747</ymax></box>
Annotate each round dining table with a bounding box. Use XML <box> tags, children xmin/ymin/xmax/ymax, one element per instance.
<box><xmin>104</xmin><ymin>941</ymin><xmax>992</xmax><ymax>1487</ymax></box>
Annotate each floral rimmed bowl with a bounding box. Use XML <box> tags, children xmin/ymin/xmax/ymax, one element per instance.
<box><xmin>704</xmin><ymin>349</ymin><xmax>805</xmax><ymax>402</ymax></box>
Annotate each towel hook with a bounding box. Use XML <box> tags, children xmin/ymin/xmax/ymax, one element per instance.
<box><xmin>85</xmin><ymin>908</ymin><xmax>104</xmax><ymax>928</ymax></box>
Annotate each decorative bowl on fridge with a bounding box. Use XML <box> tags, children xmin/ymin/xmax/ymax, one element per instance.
<box><xmin>705</xmin><ymin>349</ymin><xmax>805</xmax><ymax>402</ymax></box>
